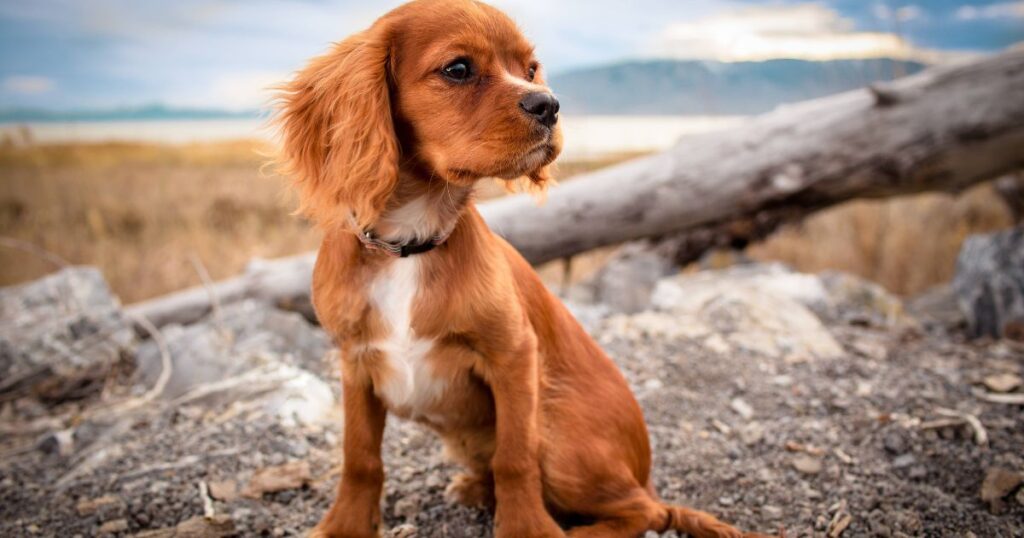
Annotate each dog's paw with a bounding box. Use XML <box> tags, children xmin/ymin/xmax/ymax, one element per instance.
<box><xmin>444</xmin><ymin>473</ymin><xmax>495</xmax><ymax>509</ymax></box>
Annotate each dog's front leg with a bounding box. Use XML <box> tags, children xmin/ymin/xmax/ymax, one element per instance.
<box><xmin>314</xmin><ymin>371</ymin><xmax>387</xmax><ymax>538</ymax></box>
<box><xmin>486</xmin><ymin>337</ymin><xmax>564</xmax><ymax>538</ymax></box>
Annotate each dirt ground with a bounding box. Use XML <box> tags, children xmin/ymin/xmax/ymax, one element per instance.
<box><xmin>1</xmin><ymin>283</ymin><xmax>1022</xmax><ymax>537</ymax></box>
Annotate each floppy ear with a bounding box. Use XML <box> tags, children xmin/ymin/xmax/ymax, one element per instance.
<box><xmin>275</xmin><ymin>24</ymin><xmax>398</xmax><ymax>231</ymax></box>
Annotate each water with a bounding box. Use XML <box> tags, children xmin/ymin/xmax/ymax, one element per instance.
<box><xmin>0</xmin><ymin>115</ymin><xmax>746</xmax><ymax>160</ymax></box>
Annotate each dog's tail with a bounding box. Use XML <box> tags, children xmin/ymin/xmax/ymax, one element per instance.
<box><xmin>650</xmin><ymin>499</ymin><xmax>782</xmax><ymax>538</ymax></box>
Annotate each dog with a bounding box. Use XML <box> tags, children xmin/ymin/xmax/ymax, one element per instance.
<box><xmin>276</xmin><ymin>1</ymin><xmax>771</xmax><ymax>536</ymax></box>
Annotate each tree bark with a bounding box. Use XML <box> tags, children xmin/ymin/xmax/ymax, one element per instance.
<box><xmin>127</xmin><ymin>49</ymin><xmax>1024</xmax><ymax>329</ymax></box>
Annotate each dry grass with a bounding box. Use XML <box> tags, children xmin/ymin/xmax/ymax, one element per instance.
<box><xmin>0</xmin><ymin>140</ymin><xmax>316</xmax><ymax>303</ymax></box>
<box><xmin>749</xmin><ymin>182</ymin><xmax>1015</xmax><ymax>295</ymax></box>
<box><xmin>0</xmin><ymin>140</ymin><xmax>1015</xmax><ymax>303</ymax></box>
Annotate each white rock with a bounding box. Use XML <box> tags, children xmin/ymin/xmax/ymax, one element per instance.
<box><xmin>652</xmin><ymin>269</ymin><xmax>844</xmax><ymax>360</ymax></box>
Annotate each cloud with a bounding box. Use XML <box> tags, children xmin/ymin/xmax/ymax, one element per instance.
<box><xmin>2</xmin><ymin>75</ymin><xmax>54</xmax><ymax>94</ymax></box>
<box><xmin>955</xmin><ymin>2</ymin><xmax>1024</xmax><ymax>20</ymax></box>
<box><xmin>650</xmin><ymin>4</ymin><xmax>945</xmax><ymax>62</ymax></box>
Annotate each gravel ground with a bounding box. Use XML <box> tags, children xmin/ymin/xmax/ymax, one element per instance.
<box><xmin>1</xmin><ymin>282</ymin><xmax>1023</xmax><ymax>537</ymax></box>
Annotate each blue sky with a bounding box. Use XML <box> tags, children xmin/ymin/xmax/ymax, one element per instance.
<box><xmin>1</xmin><ymin>0</ymin><xmax>1021</xmax><ymax>110</ymax></box>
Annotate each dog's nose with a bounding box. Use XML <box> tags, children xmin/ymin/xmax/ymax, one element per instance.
<box><xmin>519</xmin><ymin>92</ymin><xmax>559</xmax><ymax>128</ymax></box>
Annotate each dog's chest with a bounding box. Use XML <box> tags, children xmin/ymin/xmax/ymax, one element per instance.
<box><xmin>367</xmin><ymin>257</ymin><xmax>444</xmax><ymax>413</ymax></box>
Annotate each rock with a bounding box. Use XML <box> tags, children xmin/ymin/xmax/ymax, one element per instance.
<box><xmin>739</xmin><ymin>423</ymin><xmax>764</xmax><ymax>446</ymax></box>
<box><xmin>891</xmin><ymin>454</ymin><xmax>916</xmax><ymax>469</ymax></box>
<box><xmin>393</xmin><ymin>493</ymin><xmax>421</xmax><ymax>521</ymax></box>
<box><xmin>242</xmin><ymin>460</ymin><xmax>312</xmax><ymax>498</ymax></box>
<box><xmin>980</xmin><ymin>467</ymin><xmax>1024</xmax><ymax>514</ymax></box>
<box><xmin>792</xmin><ymin>455</ymin><xmax>823</xmax><ymax>475</ymax></box>
<box><xmin>98</xmin><ymin>519</ymin><xmax>128</xmax><ymax>534</ymax></box>
<box><xmin>569</xmin><ymin>242</ymin><xmax>673</xmax><ymax>313</ymax></box>
<box><xmin>134</xmin><ymin>515</ymin><xmax>236</xmax><ymax>537</ymax></box>
<box><xmin>850</xmin><ymin>337</ymin><xmax>888</xmax><ymax>361</ymax></box>
<box><xmin>907</xmin><ymin>284</ymin><xmax>966</xmax><ymax>331</ymax></box>
<box><xmin>761</xmin><ymin>505</ymin><xmax>783</xmax><ymax>520</ymax></box>
<box><xmin>652</xmin><ymin>267</ymin><xmax>844</xmax><ymax>359</ymax></box>
<box><xmin>37</xmin><ymin>428</ymin><xmax>74</xmax><ymax>456</ymax></box>
<box><xmin>207</xmin><ymin>480</ymin><xmax>238</xmax><ymax>502</ymax></box>
<box><xmin>730</xmin><ymin>398</ymin><xmax>754</xmax><ymax>420</ymax></box>
<box><xmin>883</xmin><ymin>431</ymin><xmax>907</xmax><ymax>455</ymax></box>
<box><xmin>817</xmin><ymin>270</ymin><xmax>910</xmax><ymax>326</ymax></box>
<box><xmin>386</xmin><ymin>524</ymin><xmax>418</xmax><ymax>538</ymax></box>
<box><xmin>982</xmin><ymin>372</ymin><xmax>1022</xmax><ymax>393</ymax></box>
<box><xmin>76</xmin><ymin>495</ymin><xmax>122</xmax><ymax>519</ymax></box>
<box><xmin>953</xmin><ymin>226</ymin><xmax>1024</xmax><ymax>338</ymax></box>
<box><xmin>134</xmin><ymin>301</ymin><xmax>336</xmax><ymax>428</ymax></box>
<box><xmin>0</xmin><ymin>267</ymin><xmax>134</xmax><ymax>402</ymax></box>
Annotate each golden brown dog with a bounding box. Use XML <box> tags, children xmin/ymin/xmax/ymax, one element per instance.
<box><xmin>276</xmin><ymin>1</ymin><xmax>771</xmax><ymax>536</ymax></box>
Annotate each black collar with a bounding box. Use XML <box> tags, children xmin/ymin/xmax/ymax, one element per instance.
<box><xmin>356</xmin><ymin>228</ymin><xmax>451</xmax><ymax>258</ymax></box>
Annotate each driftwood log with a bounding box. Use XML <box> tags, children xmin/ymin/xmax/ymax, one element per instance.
<box><xmin>127</xmin><ymin>49</ymin><xmax>1024</xmax><ymax>329</ymax></box>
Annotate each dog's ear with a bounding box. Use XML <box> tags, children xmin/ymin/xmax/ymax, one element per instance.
<box><xmin>276</xmin><ymin>23</ymin><xmax>398</xmax><ymax>231</ymax></box>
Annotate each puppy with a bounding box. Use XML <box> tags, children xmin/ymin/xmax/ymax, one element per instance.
<box><xmin>277</xmin><ymin>1</ymin><xmax>770</xmax><ymax>536</ymax></box>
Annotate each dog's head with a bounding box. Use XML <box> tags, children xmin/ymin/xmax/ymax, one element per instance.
<box><xmin>276</xmin><ymin>0</ymin><xmax>562</xmax><ymax>230</ymax></box>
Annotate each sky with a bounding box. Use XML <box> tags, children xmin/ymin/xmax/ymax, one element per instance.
<box><xmin>0</xmin><ymin>0</ymin><xmax>1021</xmax><ymax>111</ymax></box>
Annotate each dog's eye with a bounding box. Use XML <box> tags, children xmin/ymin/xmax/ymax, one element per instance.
<box><xmin>527</xmin><ymin>65</ymin><xmax>537</xmax><ymax>82</ymax></box>
<box><xmin>442</xmin><ymin>60</ymin><xmax>472</xmax><ymax>82</ymax></box>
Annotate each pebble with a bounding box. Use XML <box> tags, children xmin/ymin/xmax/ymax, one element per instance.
<box><xmin>883</xmin><ymin>431</ymin><xmax>907</xmax><ymax>455</ymax></box>
<box><xmin>739</xmin><ymin>423</ymin><xmax>764</xmax><ymax>446</ymax></box>
<box><xmin>891</xmin><ymin>454</ymin><xmax>916</xmax><ymax>469</ymax></box>
<box><xmin>980</xmin><ymin>467</ymin><xmax>1024</xmax><ymax>514</ymax></box>
<box><xmin>77</xmin><ymin>495</ymin><xmax>125</xmax><ymax>522</ymax></box>
<box><xmin>644</xmin><ymin>378</ymin><xmax>663</xmax><ymax>391</ymax></box>
<box><xmin>387</xmin><ymin>523</ymin><xmax>418</xmax><ymax>538</ymax></box>
<box><xmin>792</xmin><ymin>455</ymin><xmax>823</xmax><ymax>475</ymax></box>
<box><xmin>208</xmin><ymin>479</ymin><xmax>239</xmax><ymax>502</ymax></box>
<box><xmin>982</xmin><ymin>373</ymin><xmax>1022</xmax><ymax>393</ymax></box>
<box><xmin>394</xmin><ymin>493</ymin><xmax>421</xmax><ymax>521</ymax></box>
<box><xmin>98</xmin><ymin>519</ymin><xmax>128</xmax><ymax>535</ymax></box>
<box><xmin>762</xmin><ymin>505</ymin><xmax>783</xmax><ymax>520</ymax></box>
<box><xmin>730</xmin><ymin>398</ymin><xmax>754</xmax><ymax>420</ymax></box>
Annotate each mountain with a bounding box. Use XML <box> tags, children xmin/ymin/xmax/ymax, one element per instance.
<box><xmin>0</xmin><ymin>104</ymin><xmax>260</xmax><ymax>123</ymax></box>
<box><xmin>548</xmin><ymin>58</ymin><xmax>926</xmax><ymax>116</ymax></box>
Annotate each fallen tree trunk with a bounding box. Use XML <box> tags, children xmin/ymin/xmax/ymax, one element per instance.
<box><xmin>127</xmin><ymin>254</ymin><xmax>316</xmax><ymax>329</ymax></box>
<box><xmin>128</xmin><ymin>49</ymin><xmax>1024</xmax><ymax>329</ymax></box>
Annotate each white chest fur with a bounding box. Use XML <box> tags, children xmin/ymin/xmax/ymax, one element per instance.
<box><xmin>367</xmin><ymin>257</ymin><xmax>443</xmax><ymax>412</ymax></box>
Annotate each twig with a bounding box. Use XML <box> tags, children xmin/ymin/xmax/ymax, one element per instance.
<box><xmin>919</xmin><ymin>417</ymin><xmax>966</xmax><ymax>430</ymax></box>
<box><xmin>80</xmin><ymin>313</ymin><xmax>173</xmax><ymax>418</ymax></box>
<box><xmin>0</xmin><ymin>236</ymin><xmax>69</xmax><ymax>269</ymax></box>
<box><xmin>827</xmin><ymin>512</ymin><xmax>852</xmax><ymax>538</ymax></box>
<box><xmin>198</xmin><ymin>480</ymin><xmax>215</xmax><ymax>518</ymax></box>
<box><xmin>935</xmin><ymin>408</ymin><xmax>988</xmax><ymax>446</ymax></box>
<box><xmin>189</xmin><ymin>253</ymin><xmax>226</xmax><ymax>336</ymax></box>
<box><xmin>832</xmin><ymin>447</ymin><xmax>855</xmax><ymax>465</ymax></box>
<box><xmin>973</xmin><ymin>389</ymin><xmax>1024</xmax><ymax>405</ymax></box>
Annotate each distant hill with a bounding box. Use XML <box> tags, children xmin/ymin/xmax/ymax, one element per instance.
<box><xmin>0</xmin><ymin>104</ymin><xmax>260</xmax><ymax>123</ymax></box>
<box><xmin>549</xmin><ymin>58</ymin><xmax>926</xmax><ymax>116</ymax></box>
